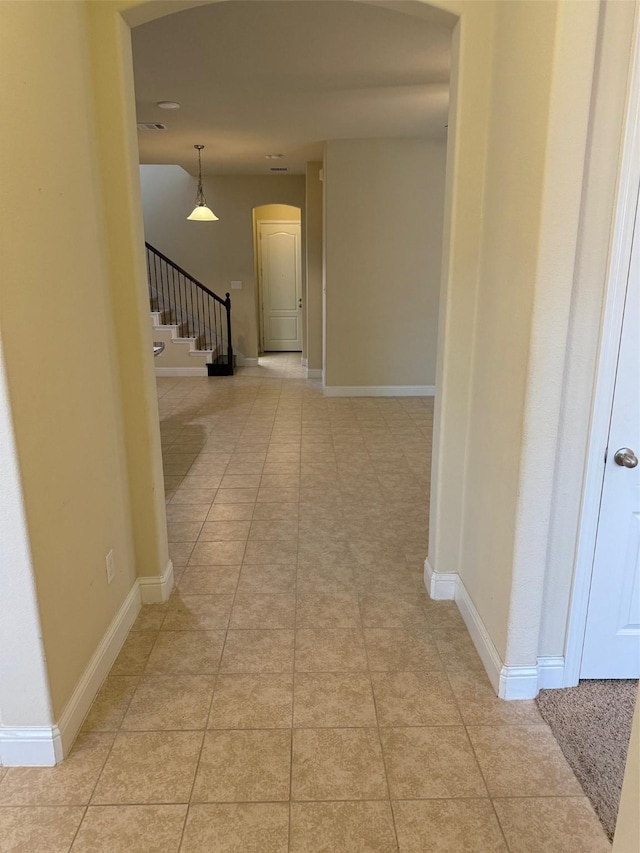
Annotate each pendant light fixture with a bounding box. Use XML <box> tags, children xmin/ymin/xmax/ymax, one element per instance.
<box><xmin>187</xmin><ymin>144</ymin><xmax>219</xmax><ymax>221</ymax></box>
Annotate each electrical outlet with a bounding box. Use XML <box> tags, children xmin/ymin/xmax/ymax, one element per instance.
<box><xmin>105</xmin><ymin>549</ymin><xmax>115</xmax><ymax>584</ymax></box>
<box><xmin>231</xmin><ymin>280</ymin><xmax>242</xmax><ymax>290</ymax></box>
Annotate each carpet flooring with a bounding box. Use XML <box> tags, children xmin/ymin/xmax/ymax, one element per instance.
<box><xmin>537</xmin><ymin>679</ymin><xmax>638</xmax><ymax>841</ymax></box>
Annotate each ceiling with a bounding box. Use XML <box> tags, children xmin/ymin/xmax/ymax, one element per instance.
<box><xmin>132</xmin><ymin>1</ymin><xmax>452</xmax><ymax>176</ymax></box>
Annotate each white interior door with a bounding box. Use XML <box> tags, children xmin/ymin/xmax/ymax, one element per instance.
<box><xmin>258</xmin><ymin>221</ymin><xmax>302</xmax><ymax>351</ymax></box>
<box><xmin>581</xmin><ymin>198</ymin><xmax>640</xmax><ymax>679</ymax></box>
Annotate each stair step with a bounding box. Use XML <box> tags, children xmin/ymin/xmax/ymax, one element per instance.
<box><xmin>146</xmin><ymin>243</ymin><xmax>233</xmax><ymax>377</ymax></box>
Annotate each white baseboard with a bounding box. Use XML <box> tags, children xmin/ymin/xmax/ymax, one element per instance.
<box><xmin>0</xmin><ymin>580</ymin><xmax>141</xmax><ymax>766</ymax></box>
<box><xmin>324</xmin><ymin>385</ymin><xmax>436</xmax><ymax>397</ymax></box>
<box><xmin>454</xmin><ymin>577</ymin><xmax>508</xmax><ymax>695</ymax></box>
<box><xmin>423</xmin><ymin>558</ymin><xmax>458</xmax><ymax>599</ymax></box>
<box><xmin>423</xmin><ymin>560</ymin><xmax>565</xmax><ymax>700</ymax></box>
<box><xmin>306</xmin><ymin>368</ymin><xmax>323</xmax><ymax>379</ymax></box>
<box><xmin>0</xmin><ymin>562</ymin><xmax>174</xmax><ymax>767</ymax></box>
<box><xmin>537</xmin><ymin>656</ymin><xmax>566</xmax><ymax>689</ymax></box>
<box><xmin>139</xmin><ymin>560</ymin><xmax>174</xmax><ymax>604</ymax></box>
<box><xmin>56</xmin><ymin>581</ymin><xmax>142</xmax><ymax>757</ymax></box>
<box><xmin>301</xmin><ymin>357</ymin><xmax>308</xmax><ymax>367</ymax></box>
<box><xmin>155</xmin><ymin>367</ymin><xmax>207</xmax><ymax>377</ymax></box>
<box><xmin>0</xmin><ymin>727</ymin><xmax>63</xmax><ymax>767</ymax></box>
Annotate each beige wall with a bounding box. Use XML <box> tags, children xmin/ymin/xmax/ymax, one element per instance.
<box><xmin>324</xmin><ymin>138</ymin><xmax>446</xmax><ymax>388</ymax></box>
<box><xmin>0</xmin><ymin>336</ymin><xmax>53</xmax><ymax>731</ymax></box>
<box><xmin>0</xmin><ymin>1</ymin><xmax>141</xmax><ymax>720</ymax></box>
<box><xmin>87</xmin><ymin>2</ymin><xmax>169</xmax><ymax>592</ymax></box>
<box><xmin>427</xmin><ymin>0</ymin><xmax>496</xmax><ymax>638</ymax></box>
<box><xmin>538</xmin><ymin>0</ymin><xmax>638</xmax><ymax>656</ymax></box>
<box><xmin>448</xmin><ymin>0</ymin><xmax>568</xmax><ymax>658</ymax></box>
<box><xmin>305</xmin><ymin>162</ymin><xmax>324</xmax><ymax>372</ymax></box>
<box><xmin>140</xmin><ymin>166</ymin><xmax>305</xmax><ymax>360</ymax></box>
<box><xmin>428</xmin><ymin>0</ymin><xmax>636</xmax><ymax>676</ymax></box>
<box><xmin>0</xmin><ymin>0</ymin><xmax>635</xmax><ymax>776</ymax></box>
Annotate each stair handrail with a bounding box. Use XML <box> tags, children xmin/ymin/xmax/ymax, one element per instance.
<box><xmin>145</xmin><ymin>241</ymin><xmax>233</xmax><ymax>376</ymax></box>
<box><xmin>145</xmin><ymin>241</ymin><xmax>228</xmax><ymax>306</ymax></box>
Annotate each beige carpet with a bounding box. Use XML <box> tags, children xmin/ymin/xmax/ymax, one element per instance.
<box><xmin>537</xmin><ymin>679</ymin><xmax>638</xmax><ymax>840</ymax></box>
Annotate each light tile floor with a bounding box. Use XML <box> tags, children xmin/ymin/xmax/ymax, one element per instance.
<box><xmin>0</xmin><ymin>354</ymin><xmax>611</xmax><ymax>852</ymax></box>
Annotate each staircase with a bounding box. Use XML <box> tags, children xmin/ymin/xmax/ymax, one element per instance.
<box><xmin>146</xmin><ymin>242</ymin><xmax>233</xmax><ymax>376</ymax></box>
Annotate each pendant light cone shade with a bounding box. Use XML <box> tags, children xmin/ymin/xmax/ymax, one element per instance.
<box><xmin>187</xmin><ymin>204</ymin><xmax>218</xmax><ymax>221</ymax></box>
<box><xmin>187</xmin><ymin>144</ymin><xmax>219</xmax><ymax>221</ymax></box>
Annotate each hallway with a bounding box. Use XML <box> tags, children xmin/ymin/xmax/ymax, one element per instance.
<box><xmin>0</xmin><ymin>356</ymin><xmax>609</xmax><ymax>851</ymax></box>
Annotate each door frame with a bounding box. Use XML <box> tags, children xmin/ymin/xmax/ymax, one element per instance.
<box><xmin>564</xmin><ymin>28</ymin><xmax>640</xmax><ymax>687</ymax></box>
<box><xmin>256</xmin><ymin>219</ymin><xmax>303</xmax><ymax>353</ymax></box>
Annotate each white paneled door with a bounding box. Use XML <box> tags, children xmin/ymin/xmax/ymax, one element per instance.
<box><xmin>581</xmin><ymin>195</ymin><xmax>640</xmax><ymax>679</ymax></box>
<box><xmin>258</xmin><ymin>221</ymin><xmax>302</xmax><ymax>351</ymax></box>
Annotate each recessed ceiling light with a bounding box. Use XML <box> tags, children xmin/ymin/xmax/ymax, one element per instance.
<box><xmin>157</xmin><ymin>101</ymin><xmax>181</xmax><ymax>110</ymax></box>
<box><xmin>265</xmin><ymin>153</ymin><xmax>284</xmax><ymax>160</ymax></box>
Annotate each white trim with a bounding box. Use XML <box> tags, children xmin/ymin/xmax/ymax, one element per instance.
<box><xmin>236</xmin><ymin>355</ymin><xmax>259</xmax><ymax>367</ymax></box>
<box><xmin>537</xmin><ymin>656</ymin><xmax>567</xmax><ymax>689</ymax></box>
<box><xmin>0</xmin><ymin>580</ymin><xmax>142</xmax><ymax>766</ymax></box>
<box><xmin>424</xmin><ymin>562</ymin><xmax>565</xmax><ymax>699</ymax></box>
<box><xmin>454</xmin><ymin>575</ymin><xmax>505</xmax><ymax>695</ymax></box>
<box><xmin>155</xmin><ymin>367</ymin><xmax>207</xmax><ymax>377</ymax></box>
<box><xmin>324</xmin><ymin>385</ymin><xmax>436</xmax><ymax>398</ymax></box>
<box><xmin>138</xmin><ymin>560</ymin><xmax>174</xmax><ymax>604</ymax></box>
<box><xmin>565</xmin><ymin>19</ymin><xmax>640</xmax><ymax>688</ymax></box>
<box><xmin>497</xmin><ymin>665</ymin><xmax>540</xmax><ymax>701</ymax></box>
<box><xmin>0</xmin><ymin>562</ymin><xmax>174</xmax><ymax>766</ymax></box>
<box><xmin>423</xmin><ymin>557</ymin><xmax>457</xmax><ymax>599</ymax></box>
<box><xmin>55</xmin><ymin>581</ymin><xmax>141</xmax><ymax>757</ymax></box>
<box><xmin>306</xmin><ymin>368</ymin><xmax>323</xmax><ymax>379</ymax></box>
<box><xmin>151</xmin><ymin>321</ymin><xmax>212</xmax><ymax>355</ymax></box>
<box><xmin>0</xmin><ymin>727</ymin><xmax>62</xmax><ymax>767</ymax></box>
<box><xmin>301</xmin><ymin>357</ymin><xmax>308</xmax><ymax>367</ymax></box>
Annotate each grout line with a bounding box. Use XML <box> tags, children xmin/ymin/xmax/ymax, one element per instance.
<box><xmin>459</xmin><ymin>699</ymin><xmax>513</xmax><ymax>852</ymax></box>
<box><xmin>358</xmin><ymin>572</ymin><xmax>401</xmax><ymax>851</ymax></box>
<box><xmin>65</xmin><ymin>804</ymin><xmax>88</xmax><ymax>851</ymax></box>
<box><xmin>58</xmin><ymin>367</ymin><xmax>435</xmax><ymax>848</ymax></box>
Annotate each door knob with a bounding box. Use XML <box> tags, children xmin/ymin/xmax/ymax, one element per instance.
<box><xmin>614</xmin><ymin>447</ymin><xmax>638</xmax><ymax>468</ymax></box>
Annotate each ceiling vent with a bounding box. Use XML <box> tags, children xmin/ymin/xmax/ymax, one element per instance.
<box><xmin>136</xmin><ymin>122</ymin><xmax>166</xmax><ymax>131</ymax></box>
<box><xmin>269</xmin><ymin>166</ymin><xmax>289</xmax><ymax>173</ymax></box>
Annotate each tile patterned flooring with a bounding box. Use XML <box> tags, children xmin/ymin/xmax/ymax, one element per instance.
<box><xmin>0</xmin><ymin>354</ymin><xmax>611</xmax><ymax>851</ymax></box>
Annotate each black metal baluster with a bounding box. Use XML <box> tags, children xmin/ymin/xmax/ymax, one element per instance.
<box><xmin>172</xmin><ymin>266</ymin><xmax>178</xmax><ymax>329</ymax></box>
<box><xmin>181</xmin><ymin>275</ymin><xmax>186</xmax><ymax>335</ymax></box>
<box><xmin>146</xmin><ymin>248</ymin><xmax>152</xmax><ymax>303</ymax></box>
<box><xmin>153</xmin><ymin>253</ymin><xmax>160</xmax><ymax>313</ymax></box>
<box><xmin>225</xmin><ymin>293</ymin><xmax>232</xmax><ymax>370</ymax></box>
<box><xmin>197</xmin><ymin>288</ymin><xmax>202</xmax><ymax>348</ymax></box>
<box><xmin>165</xmin><ymin>261</ymin><xmax>171</xmax><ymax>320</ymax></box>
<box><xmin>170</xmin><ymin>265</ymin><xmax>176</xmax><ymax>328</ymax></box>
<box><xmin>220</xmin><ymin>301</ymin><xmax>224</xmax><ymax>359</ymax></box>
<box><xmin>144</xmin><ymin>243</ymin><xmax>233</xmax><ymax>375</ymax></box>
<box><xmin>158</xmin><ymin>255</ymin><xmax>164</xmax><ymax>316</ymax></box>
<box><xmin>214</xmin><ymin>300</ymin><xmax>219</xmax><ymax>359</ymax></box>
